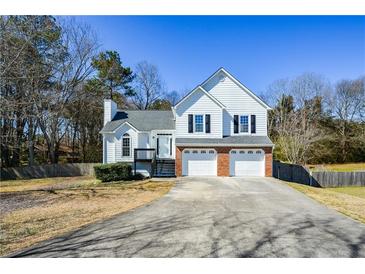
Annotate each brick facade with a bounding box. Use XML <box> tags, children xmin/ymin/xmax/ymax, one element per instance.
<box><xmin>175</xmin><ymin>146</ymin><xmax>273</xmax><ymax>177</ymax></box>
<box><xmin>264</xmin><ymin>150</ymin><xmax>273</xmax><ymax>177</ymax></box>
<box><xmin>175</xmin><ymin>147</ymin><xmax>182</xmax><ymax>177</ymax></box>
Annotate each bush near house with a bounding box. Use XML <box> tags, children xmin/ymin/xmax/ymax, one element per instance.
<box><xmin>94</xmin><ymin>163</ymin><xmax>132</xmax><ymax>182</ymax></box>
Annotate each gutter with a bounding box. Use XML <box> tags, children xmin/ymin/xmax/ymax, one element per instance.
<box><xmin>175</xmin><ymin>143</ymin><xmax>274</xmax><ymax>147</ymax></box>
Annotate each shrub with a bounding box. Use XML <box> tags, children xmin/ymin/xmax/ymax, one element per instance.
<box><xmin>94</xmin><ymin>163</ymin><xmax>132</xmax><ymax>182</ymax></box>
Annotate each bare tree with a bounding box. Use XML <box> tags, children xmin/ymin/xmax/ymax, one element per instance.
<box><xmin>130</xmin><ymin>61</ymin><xmax>165</xmax><ymax>110</ymax></box>
<box><xmin>290</xmin><ymin>73</ymin><xmax>331</xmax><ymax>109</ymax></box>
<box><xmin>331</xmin><ymin>77</ymin><xmax>365</xmax><ymax>162</ymax></box>
<box><xmin>267</xmin><ymin>73</ymin><xmax>329</xmax><ymax>164</ymax></box>
<box><xmin>34</xmin><ymin>19</ymin><xmax>99</xmax><ymax>163</ymax></box>
<box><xmin>333</xmin><ymin>77</ymin><xmax>365</xmax><ymax>122</ymax></box>
<box><xmin>275</xmin><ymin>109</ymin><xmax>323</xmax><ymax>164</ymax></box>
<box><xmin>165</xmin><ymin>90</ymin><xmax>181</xmax><ymax>106</ymax></box>
<box><xmin>1</xmin><ymin>16</ymin><xmax>61</xmax><ymax>166</ymax></box>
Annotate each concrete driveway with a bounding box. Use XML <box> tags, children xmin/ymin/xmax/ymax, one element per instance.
<box><xmin>13</xmin><ymin>177</ymin><xmax>365</xmax><ymax>257</ymax></box>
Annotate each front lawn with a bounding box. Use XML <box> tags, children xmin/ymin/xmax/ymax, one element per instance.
<box><xmin>288</xmin><ymin>183</ymin><xmax>365</xmax><ymax>224</ymax></box>
<box><xmin>0</xmin><ymin>176</ymin><xmax>98</xmax><ymax>193</ymax></box>
<box><xmin>0</xmin><ymin>176</ymin><xmax>174</xmax><ymax>256</ymax></box>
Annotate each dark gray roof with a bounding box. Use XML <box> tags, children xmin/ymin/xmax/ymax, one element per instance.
<box><xmin>100</xmin><ymin>110</ymin><xmax>175</xmax><ymax>132</ymax></box>
<box><xmin>175</xmin><ymin>136</ymin><xmax>274</xmax><ymax>146</ymax></box>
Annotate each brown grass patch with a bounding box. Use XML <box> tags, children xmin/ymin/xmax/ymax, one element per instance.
<box><xmin>288</xmin><ymin>183</ymin><xmax>365</xmax><ymax>224</ymax></box>
<box><xmin>0</xmin><ymin>176</ymin><xmax>98</xmax><ymax>193</ymax></box>
<box><xmin>0</xmin><ymin>177</ymin><xmax>174</xmax><ymax>256</ymax></box>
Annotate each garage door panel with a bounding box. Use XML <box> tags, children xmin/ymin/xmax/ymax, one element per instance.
<box><xmin>182</xmin><ymin>149</ymin><xmax>217</xmax><ymax>176</ymax></box>
<box><xmin>230</xmin><ymin>150</ymin><xmax>265</xmax><ymax>177</ymax></box>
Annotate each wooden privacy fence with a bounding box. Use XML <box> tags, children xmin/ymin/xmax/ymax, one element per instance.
<box><xmin>1</xmin><ymin>163</ymin><xmax>97</xmax><ymax>180</ymax></box>
<box><xmin>273</xmin><ymin>161</ymin><xmax>314</xmax><ymax>185</ymax></box>
<box><xmin>273</xmin><ymin>161</ymin><xmax>365</xmax><ymax>188</ymax></box>
<box><xmin>311</xmin><ymin>171</ymin><xmax>365</xmax><ymax>188</ymax></box>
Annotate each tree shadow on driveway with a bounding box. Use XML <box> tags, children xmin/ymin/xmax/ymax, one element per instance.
<box><xmin>12</xmin><ymin>207</ymin><xmax>365</xmax><ymax>258</ymax></box>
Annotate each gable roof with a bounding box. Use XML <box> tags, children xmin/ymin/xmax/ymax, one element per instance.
<box><xmin>174</xmin><ymin>86</ymin><xmax>226</xmax><ymax>109</ymax></box>
<box><xmin>100</xmin><ymin>110</ymin><xmax>175</xmax><ymax>133</ymax></box>
<box><xmin>201</xmin><ymin>67</ymin><xmax>272</xmax><ymax>110</ymax></box>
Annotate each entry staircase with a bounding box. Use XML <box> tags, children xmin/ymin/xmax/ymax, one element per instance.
<box><xmin>154</xmin><ymin>159</ymin><xmax>176</xmax><ymax>177</ymax></box>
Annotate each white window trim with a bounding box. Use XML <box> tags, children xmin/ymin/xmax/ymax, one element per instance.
<box><xmin>193</xmin><ymin>114</ymin><xmax>207</xmax><ymax>134</ymax></box>
<box><xmin>122</xmin><ymin>134</ymin><xmax>131</xmax><ymax>158</ymax></box>
<box><xmin>234</xmin><ymin>114</ymin><xmax>251</xmax><ymax>135</ymax></box>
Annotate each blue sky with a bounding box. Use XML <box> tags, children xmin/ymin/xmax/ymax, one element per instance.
<box><xmin>78</xmin><ymin>16</ymin><xmax>365</xmax><ymax>96</ymax></box>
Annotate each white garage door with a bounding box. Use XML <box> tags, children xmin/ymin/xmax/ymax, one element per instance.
<box><xmin>182</xmin><ymin>149</ymin><xmax>217</xmax><ymax>176</ymax></box>
<box><xmin>230</xmin><ymin>149</ymin><xmax>265</xmax><ymax>177</ymax></box>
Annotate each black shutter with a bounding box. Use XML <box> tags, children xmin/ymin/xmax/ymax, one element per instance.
<box><xmin>205</xmin><ymin>114</ymin><xmax>211</xmax><ymax>133</ymax></box>
<box><xmin>170</xmin><ymin>138</ymin><xmax>172</xmax><ymax>155</ymax></box>
<box><xmin>188</xmin><ymin>114</ymin><xmax>193</xmax><ymax>133</ymax></box>
<box><xmin>157</xmin><ymin>138</ymin><xmax>159</xmax><ymax>156</ymax></box>
<box><xmin>251</xmin><ymin>115</ymin><xmax>256</xmax><ymax>134</ymax></box>
<box><xmin>234</xmin><ymin>115</ymin><xmax>239</xmax><ymax>134</ymax></box>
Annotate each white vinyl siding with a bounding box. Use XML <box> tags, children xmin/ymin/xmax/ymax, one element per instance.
<box><xmin>114</xmin><ymin>124</ymin><xmax>138</xmax><ymax>162</ymax></box>
<box><xmin>138</xmin><ymin>132</ymin><xmax>150</xmax><ymax>148</ymax></box>
<box><xmin>203</xmin><ymin>74</ymin><xmax>268</xmax><ymax>136</ymax></box>
<box><xmin>223</xmin><ymin>110</ymin><xmax>231</xmax><ymax>136</ymax></box>
<box><xmin>105</xmin><ymin>134</ymin><xmax>115</xmax><ymax>163</ymax></box>
<box><xmin>175</xmin><ymin>89</ymin><xmax>222</xmax><ymax>138</ymax></box>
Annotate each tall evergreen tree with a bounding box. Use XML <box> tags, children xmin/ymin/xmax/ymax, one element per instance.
<box><xmin>91</xmin><ymin>51</ymin><xmax>134</xmax><ymax>100</ymax></box>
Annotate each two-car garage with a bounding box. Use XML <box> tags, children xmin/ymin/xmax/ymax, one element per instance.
<box><xmin>181</xmin><ymin>148</ymin><xmax>265</xmax><ymax>177</ymax></box>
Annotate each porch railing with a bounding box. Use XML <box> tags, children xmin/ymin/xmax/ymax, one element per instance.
<box><xmin>134</xmin><ymin>148</ymin><xmax>156</xmax><ymax>161</ymax></box>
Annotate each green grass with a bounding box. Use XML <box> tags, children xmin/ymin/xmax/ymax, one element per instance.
<box><xmin>330</xmin><ymin>186</ymin><xmax>365</xmax><ymax>199</ymax></box>
<box><xmin>308</xmin><ymin>163</ymin><xmax>365</xmax><ymax>172</ymax></box>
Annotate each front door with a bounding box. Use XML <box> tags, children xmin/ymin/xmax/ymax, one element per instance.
<box><xmin>157</xmin><ymin>135</ymin><xmax>171</xmax><ymax>159</ymax></box>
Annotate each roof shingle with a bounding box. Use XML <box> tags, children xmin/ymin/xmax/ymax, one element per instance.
<box><xmin>100</xmin><ymin>110</ymin><xmax>175</xmax><ymax>133</ymax></box>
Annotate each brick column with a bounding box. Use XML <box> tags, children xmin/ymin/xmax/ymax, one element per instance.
<box><xmin>175</xmin><ymin>147</ymin><xmax>182</xmax><ymax>177</ymax></box>
<box><xmin>217</xmin><ymin>147</ymin><xmax>230</xmax><ymax>176</ymax></box>
<box><xmin>264</xmin><ymin>147</ymin><xmax>273</xmax><ymax>177</ymax></box>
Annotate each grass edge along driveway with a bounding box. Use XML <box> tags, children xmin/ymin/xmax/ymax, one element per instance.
<box><xmin>0</xmin><ymin>176</ymin><xmax>174</xmax><ymax>257</ymax></box>
<box><xmin>287</xmin><ymin>183</ymin><xmax>365</xmax><ymax>224</ymax></box>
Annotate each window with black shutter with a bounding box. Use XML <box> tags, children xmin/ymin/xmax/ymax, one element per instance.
<box><xmin>251</xmin><ymin>115</ymin><xmax>256</xmax><ymax>134</ymax></box>
<box><xmin>205</xmin><ymin>114</ymin><xmax>211</xmax><ymax>133</ymax></box>
<box><xmin>188</xmin><ymin>114</ymin><xmax>193</xmax><ymax>133</ymax></box>
<box><xmin>234</xmin><ymin>115</ymin><xmax>239</xmax><ymax>133</ymax></box>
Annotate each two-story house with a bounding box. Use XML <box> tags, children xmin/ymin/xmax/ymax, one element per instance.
<box><xmin>100</xmin><ymin>68</ymin><xmax>274</xmax><ymax>177</ymax></box>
